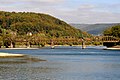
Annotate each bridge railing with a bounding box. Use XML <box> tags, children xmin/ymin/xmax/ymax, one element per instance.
<box><xmin>101</xmin><ymin>36</ymin><xmax>119</xmax><ymax>42</ymax></box>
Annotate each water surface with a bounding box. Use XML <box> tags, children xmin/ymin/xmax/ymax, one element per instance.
<box><xmin>0</xmin><ymin>46</ymin><xmax>120</xmax><ymax>80</ymax></box>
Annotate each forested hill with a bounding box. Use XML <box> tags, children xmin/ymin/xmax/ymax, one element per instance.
<box><xmin>0</xmin><ymin>11</ymin><xmax>89</xmax><ymax>38</ymax></box>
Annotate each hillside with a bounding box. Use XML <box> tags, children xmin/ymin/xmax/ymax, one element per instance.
<box><xmin>70</xmin><ymin>23</ymin><xmax>119</xmax><ymax>35</ymax></box>
<box><xmin>0</xmin><ymin>11</ymin><xmax>89</xmax><ymax>38</ymax></box>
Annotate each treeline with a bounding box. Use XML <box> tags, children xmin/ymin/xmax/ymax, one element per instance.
<box><xmin>103</xmin><ymin>24</ymin><xmax>120</xmax><ymax>38</ymax></box>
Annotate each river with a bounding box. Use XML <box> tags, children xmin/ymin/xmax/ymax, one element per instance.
<box><xmin>0</xmin><ymin>46</ymin><xmax>120</xmax><ymax>80</ymax></box>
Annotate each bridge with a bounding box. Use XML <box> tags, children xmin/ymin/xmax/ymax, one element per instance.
<box><xmin>102</xmin><ymin>36</ymin><xmax>119</xmax><ymax>42</ymax></box>
<box><xmin>9</xmin><ymin>36</ymin><xmax>120</xmax><ymax>48</ymax></box>
<box><xmin>101</xmin><ymin>36</ymin><xmax>120</xmax><ymax>47</ymax></box>
<box><xmin>13</xmin><ymin>36</ymin><xmax>88</xmax><ymax>49</ymax></box>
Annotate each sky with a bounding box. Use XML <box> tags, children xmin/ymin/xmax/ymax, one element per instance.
<box><xmin>0</xmin><ymin>0</ymin><xmax>120</xmax><ymax>24</ymax></box>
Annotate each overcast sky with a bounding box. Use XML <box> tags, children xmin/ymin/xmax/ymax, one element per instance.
<box><xmin>0</xmin><ymin>0</ymin><xmax>120</xmax><ymax>24</ymax></box>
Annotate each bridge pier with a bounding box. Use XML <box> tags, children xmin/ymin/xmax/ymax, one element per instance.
<box><xmin>82</xmin><ymin>41</ymin><xmax>86</xmax><ymax>49</ymax></box>
<box><xmin>51</xmin><ymin>40</ymin><xmax>55</xmax><ymax>49</ymax></box>
<box><xmin>27</xmin><ymin>41</ymin><xmax>30</xmax><ymax>48</ymax></box>
<box><xmin>82</xmin><ymin>38</ymin><xmax>86</xmax><ymax>49</ymax></box>
<box><xmin>10</xmin><ymin>41</ymin><xmax>13</xmax><ymax>48</ymax></box>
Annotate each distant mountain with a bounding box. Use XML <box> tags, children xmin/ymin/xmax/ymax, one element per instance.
<box><xmin>70</xmin><ymin>23</ymin><xmax>119</xmax><ymax>35</ymax></box>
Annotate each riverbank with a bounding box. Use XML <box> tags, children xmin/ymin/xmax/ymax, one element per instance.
<box><xmin>0</xmin><ymin>52</ymin><xmax>46</xmax><ymax>62</ymax></box>
<box><xmin>0</xmin><ymin>48</ymin><xmax>39</xmax><ymax>50</ymax></box>
<box><xmin>105</xmin><ymin>48</ymin><xmax>120</xmax><ymax>50</ymax></box>
<box><xmin>0</xmin><ymin>52</ymin><xmax>26</xmax><ymax>58</ymax></box>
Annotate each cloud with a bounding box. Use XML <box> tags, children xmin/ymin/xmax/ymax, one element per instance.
<box><xmin>0</xmin><ymin>0</ymin><xmax>64</xmax><ymax>5</ymax></box>
<box><xmin>78</xmin><ymin>4</ymin><xmax>96</xmax><ymax>10</ymax></box>
<box><xmin>34</xmin><ymin>0</ymin><xmax>64</xmax><ymax>3</ymax></box>
<box><xmin>0</xmin><ymin>1</ymin><xmax>120</xmax><ymax>23</ymax></box>
<box><xmin>53</xmin><ymin>4</ymin><xmax>120</xmax><ymax>23</ymax></box>
<box><xmin>0</xmin><ymin>0</ymin><xmax>65</xmax><ymax>13</ymax></box>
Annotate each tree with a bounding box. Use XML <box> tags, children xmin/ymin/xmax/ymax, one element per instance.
<box><xmin>103</xmin><ymin>25</ymin><xmax>120</xmax><ymax>38</ymax></box>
